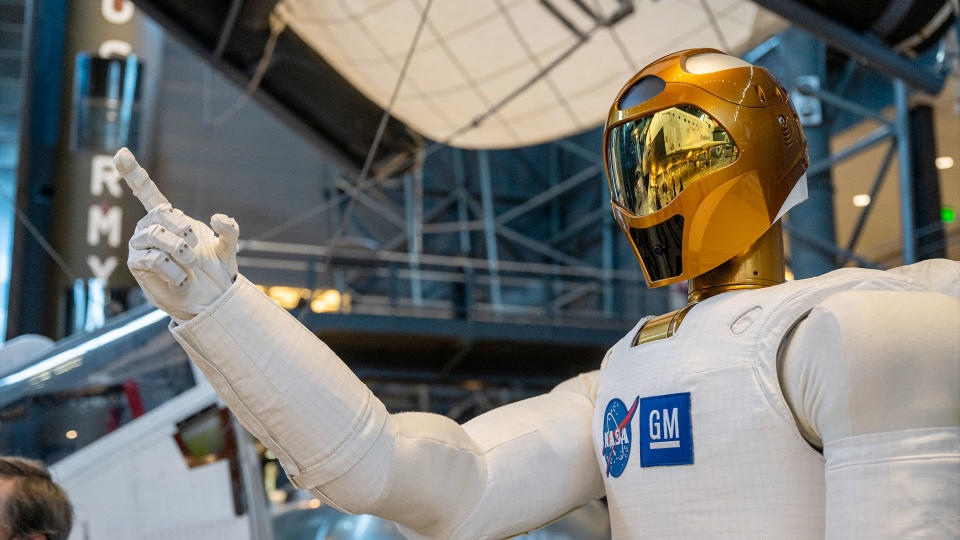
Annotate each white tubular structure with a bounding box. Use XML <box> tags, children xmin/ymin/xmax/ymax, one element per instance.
<box><xmin>171</xmin><ymin>275</ymin><xmax>604</xmax><ymax>539</ymax></box>
<box><xmin>781</xmin><ymin>288</ymin><xmax>960</xmax><ymax>538</ymax></box>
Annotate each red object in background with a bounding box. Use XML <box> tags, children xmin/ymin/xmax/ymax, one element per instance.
<box><xmin>123</xmin><ymin>379</ymin><xmax>145</xmax><ymax>418</ymax></box>
<box><xmin>106</xmin><ymin>406</ymin><xmax>122</xmax><ymax>432</ymax></box>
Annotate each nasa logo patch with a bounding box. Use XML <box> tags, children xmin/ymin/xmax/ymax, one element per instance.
<box><xmin>639</xmin><ymin>392</ymin><xmax>693</xmax><ymax>467</ymax></box>
<box><xmin>601</xmin><ymin>396</ymin><xmax>639</xmax><ymax>478</ymax></box>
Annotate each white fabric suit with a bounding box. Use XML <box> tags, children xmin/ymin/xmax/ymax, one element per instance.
<box><xmin>170</xmin><ymin>259</ymin><xmax>960</xmax><ymax>539</ymax></box>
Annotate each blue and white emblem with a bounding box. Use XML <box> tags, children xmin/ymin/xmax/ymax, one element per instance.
<box><xmin>639</xmin><ymin>392</ymin><xmax>694</xmax><ymax>467</ymax></box>
<box><xmin>601</xmin><ymin>396</ymin><xmax>639</xmax><ymax>478</ymax></box>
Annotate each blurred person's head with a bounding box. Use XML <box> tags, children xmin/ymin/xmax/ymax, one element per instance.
<box><xmin>0</xmin><ymin>457</ymin><xmax>72</xmax><ymax>540</ymax></box>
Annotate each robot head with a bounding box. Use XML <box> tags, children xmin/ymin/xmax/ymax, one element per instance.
<box><xmin>603</xmin><ymin>49</ymin><xmax>809</xmax><ymax>287</ymax></box>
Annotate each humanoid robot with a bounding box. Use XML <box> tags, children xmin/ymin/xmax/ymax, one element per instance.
<box><xmin>114</xmin><ymin>49</ymin><xmax>959</xmax><ymax>539</ymax></box>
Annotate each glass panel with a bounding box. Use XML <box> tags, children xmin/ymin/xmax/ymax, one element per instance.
<box><xmin>607</xmin><ymin>105</ymin><xmax>739</xmax><ymax>217</ymax></box>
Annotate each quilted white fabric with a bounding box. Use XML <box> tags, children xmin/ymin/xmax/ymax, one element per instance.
<box><xmin>172</xmin><ymin>276</ymin><xmax>390</xmax><ymax>490</ymax></box>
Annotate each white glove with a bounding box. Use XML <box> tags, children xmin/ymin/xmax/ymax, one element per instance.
<box><xmin>114</xmin><ymin>147</ymin><xmax>240</xmax><ymax>324</ymax></box>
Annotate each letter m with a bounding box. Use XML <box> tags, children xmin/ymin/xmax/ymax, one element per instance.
<box><xmin>88</xmin><ymin>205</ymin><xmax>123</xmax><ymax>247</ymax></box>
<box><xmin>663</xmin><ymin>408</ymin><xmax>679</xmax><ymax>440</ymax></box>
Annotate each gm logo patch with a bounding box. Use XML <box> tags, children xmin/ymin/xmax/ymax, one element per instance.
<box><xmin>639</xmin><ymin>392</ymin><xmax>693</xmax><ymax>467</ymax></box>
<box><xmin>601</xmin><ymin>396</ymin><xmax>639</xmax><ymax>477</ymax></box>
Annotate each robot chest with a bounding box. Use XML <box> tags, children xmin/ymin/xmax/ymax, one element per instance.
<box><xmin>594</xmin><ymin>333</ymin><xmax>745</xmax><ymax>478</ymax></box>
<box><xmin>592</xmin><ymin>332</ymin><xmax>825</xmax><ymax>537</ymax></box>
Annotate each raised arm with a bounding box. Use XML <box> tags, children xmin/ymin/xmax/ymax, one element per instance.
<box><xmin>114</xmin><ymin>149</ymin><xmax>604</xmax><ymax>539</ymax></box>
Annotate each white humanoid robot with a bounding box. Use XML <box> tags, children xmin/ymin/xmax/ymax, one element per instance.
<box><xmin>115</xmin><ymin>49</ymin><xmax>959</xmax><ymax>539</ymax></box>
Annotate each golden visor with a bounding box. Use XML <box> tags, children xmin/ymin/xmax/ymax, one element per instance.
<box><xmin>606</xmin><ymin>105</ymin><xmax>739</xmax><ymax>217</ymax></box>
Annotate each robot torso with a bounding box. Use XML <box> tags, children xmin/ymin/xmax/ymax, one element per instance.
<box><xmin>592</xmin><ymin>265</ymin><xmax>935</xmax><ymax>539</ymax></box>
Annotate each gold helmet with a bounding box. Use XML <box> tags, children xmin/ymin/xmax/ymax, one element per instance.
<box><xmin>604</xmin><ymin>49</ymin><xmax>809</xmax><ymax>287</ymax></box>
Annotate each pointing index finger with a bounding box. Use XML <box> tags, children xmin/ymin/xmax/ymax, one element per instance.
<box><xmin>114</xmin><ymin>147</ymin><xmax>170</xmax><ymax>212</ymax></box>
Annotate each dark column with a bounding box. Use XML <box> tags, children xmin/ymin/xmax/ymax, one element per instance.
<box><xmin>908</xmin><ymin>104</ymin><xmax>945</xmax><ymax>260</ymax></box>
<box><xmin>7</xmin><ymin>0</ymin><xmax>68</xmax><ymax>339</ymax></box>
<box><xmin>762</xmin><ymin>29</ymin><xmax>838</xmax><ymax>278</ymax></box>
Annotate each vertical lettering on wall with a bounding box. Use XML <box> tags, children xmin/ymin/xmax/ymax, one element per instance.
<box><xmin>98</xmin><ymin>40</ymin><xmax>132</xmax><ymax>59</ymax></box>
<box><xmin>100</xmin><ymin>0</ymin><xmax>134</xmax><ymax>24</ymax></box>
<box><xmin>67</xmin><ymin>0</ymin><xmax>140</xmax><ymax>291</ymax></box>
<box><xmin>87</xmin><ymin>256</ymin><xmax>118</xmax><ymax>281</ymax></box>
<box><xmin>87</xmin><ymin>205</ymin><xmax>123</xmax><ymax>248</ymax></box>
<box><xmin>92</xmin><ymin>5</ymin><xmax>132</xmax><ymax>286</ymax></box>
<box><xmin>90</xmin><ymin>154</ymin><xmax>123</xmax><ymax>197</ymax></box>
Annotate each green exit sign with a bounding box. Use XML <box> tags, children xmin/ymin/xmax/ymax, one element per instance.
<box><xmin>942</xmin><ymin>206</ymin><xmax>956</xmax><ymax>224</ymax></box>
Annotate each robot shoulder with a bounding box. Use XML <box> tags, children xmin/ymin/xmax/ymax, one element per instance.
<box><xmin>781</xmin><ymin>288</ymin><xmax>959</xmax><ymax>443</ymax></box>
<box><xmin>884</xmin><ymin>258</ymin><xmax>960</xmax><ymax>297</ymax></box>
<box><xmin>790</xmin><ymin>288</ymin><xmax>959</xmax><ymax>365</ymax></box>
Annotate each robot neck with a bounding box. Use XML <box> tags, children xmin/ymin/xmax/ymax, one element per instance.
<box><xmin>687</xmin><ymin>222</ymin><xmax>786</xmax><ymax>304</ymax></box>
<box><xmin>635</xmin><ymin>223</ymin><xmax>785</xmax><ymax>345</ymax></box>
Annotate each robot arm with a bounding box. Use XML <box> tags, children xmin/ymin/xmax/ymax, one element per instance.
<box><xmin>779</xmin><ymin>288</ymin><xmax>960</xmax><ymax>538</ymax></box>
<box><xmin>114</xmin><ymin>148</ymin><xmax>604</xmax><ymax>538</ymax></box>
<box><xmin>172</xmin><ymin>277</ymin><xmax>604</xmax><ymax>539</ymax></box>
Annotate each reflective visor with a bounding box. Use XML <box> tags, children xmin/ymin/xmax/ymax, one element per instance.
<box><xmin>607</xmin><ymin>105</ymin><xmax>739</xmax><ymax>217</ymax></box>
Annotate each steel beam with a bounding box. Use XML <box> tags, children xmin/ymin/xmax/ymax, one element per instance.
<box><xmin>844</xmin><ymin>141</ymin><xmax>897</xmax><ymax>258</ymax></box>
<box><xmin>550</xmin><ymin>208</ymin><xmax>606</xmax><ymax>245</ymax></box>
<box><xmin>553</xmin><ymin>138</ymin><xmax>599</xmax><ymax>163</ymax></box>
<box><xmin>893</xmin><ymin>79</ymin><xmax>916</xmax><ymax>264</ymax></box>
<box><xmin>495</xmin><ymin>225</ymin><xmax>589</xmax><ymax>267</ymax></box>
<box><xmin>807</xmin><ymin>125</ymin><xmax>893</xmax><ymax>176</ymax></box>
<box><xmin>823</xmin><ymin>57</ymin><xmax>860</xmax><ymax>127</ymax></box>
<box><xmin>421</xmin><ymin>221</ymin><xmax>484</xmax><ymax>234</ymax></box>
<box><xmin>743</xmin><ymin>35</ymin><xmax>781</xmax><ymax>64</ymax></box>
<box><xmin>413</xmin><ymin>162</ymin><xmax>424</xmax><ymax>305</ymax></box>
<box><xmin>383</xmin><ymin>191</ymin><xmax>460</xmax><ymax>250</ymax></box>
<box><xmin>325</xmin><ymin>173</ymin><xmax>342</xmax><ymax>241</ymax></box>
<box><xmin>601</xmin><ymin>189</ymin><xmax>614</xmax><ymax>314</ymax></box>
<box><xmin>775</xmin><ymin>30</ymin><xmax>838</xmax><ymax>278</ymax></box>
<box><xmin>453</xmin><ymin>149</ymin><xmax>472</xmax><ymax>255</ymax></box>
<box><xmin>336</xmin><ymin>177</ymin><xmax>405</xmax><ymax>228</ymax></box>
<box><xmin>550</xmin><ymin>282</ymin><xmax>600</xmax><ymax>309</ymax></box>
<box><xmin>495</xmin><ymin>164</ymin><xmax>601</xmax><ymax>225</ymax></box>
<box><xmin>548</xmin><ymin>143</ymin><xmax>561</xmax><ymax>313</ymax></box>
<box><xmin>403</xmin><ymin>171</ymin><xmax>423</xmax><ymax>306</ymax></box>
<box><xmin>478</xmin><ymin>150</ymin><xmax>502</xmax><ymax>310</ymax></box>
<box><xmin>241</xmin><ymin>241</ymin><xmax>650</xmax><ymax>280</ymax></box>
<box><xmin>783</xmin><ymin>224</ymin><xmax>881</xmax><ymax>269</ymax></box>
<box><xmin>422</xmin><ymin>192</ymin><xmax>460</xmax><ymax>224</ymax></box>
<box><xmin>797</xmin><ymin>84</ymin><xmax>892</xmax><ymax>126</ymax></box>
<box><xmin>305</xmin><ymin>311</ymin><xmax>627</xmax><ymax>347</ymax></box>
<box><xmin>750</xmin><ymin>0</ymin><xmax>944</xmax><ymax>94</ymax></box>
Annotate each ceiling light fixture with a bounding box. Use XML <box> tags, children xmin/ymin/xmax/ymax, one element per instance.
<box><xmin>935</xmin><ymin>156</ymin><xmax>954</xmax><ymax>170</ymax></box>
<box><xmin>852</xmin><ymin>194</ymin><xmax>871</xmax><ymax>207</ymax></box>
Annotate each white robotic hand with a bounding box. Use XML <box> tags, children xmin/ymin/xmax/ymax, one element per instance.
<box><xmin>114</xmin><ymin>147</ymin><xmax>240</xmax><ymax>324</ymax></box>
